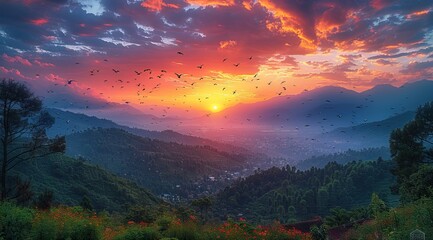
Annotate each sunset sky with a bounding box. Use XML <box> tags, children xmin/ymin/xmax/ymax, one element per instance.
<box><xmin>1</xmin><ymin>0</ymin><xmax>433</xmax><ymax>113</ymax></box>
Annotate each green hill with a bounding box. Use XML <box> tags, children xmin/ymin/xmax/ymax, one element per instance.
<box><xmin>65</xmin><ymin>128</ymin><xmax>260</xmax><ymax>198</ymax></box>
<box><xmin>11</xmin><ymin>154</ymin><xmax>160</xmax><ymax>212</ymax></box>
<box><xmin>214</xmin><ymin>159</ymin><xmax>398</xmax><ymax>224</ymax></box>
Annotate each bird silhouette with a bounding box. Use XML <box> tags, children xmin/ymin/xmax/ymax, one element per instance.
<box><xmin>67</xmin><ymin>80</ymin><xmax>75</xmax><ymax>84</ymax></box>
<box><xmin>112</xmin><ymin>68</ymin><xmax>120</xmax><ymax>73</ymax></box>
<box><xmin>233</xmin><ymin>63</ymin><xmax>240</xmax><ymax>67</ymax></box>
<box><xmin>177</xmin><ymin>51</ymin><xmax>184</xmax><ymax>55</ymax></box>
<box><xmin>174</xmin><ymin>73</ymin><xmax>183</xmax><ymax>78</ymax></box>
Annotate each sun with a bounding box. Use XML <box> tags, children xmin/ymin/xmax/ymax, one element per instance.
<box><xmin>211</xmin><ymin>104</ymin><xmax>220</xmax><ymax>112</ymax></box>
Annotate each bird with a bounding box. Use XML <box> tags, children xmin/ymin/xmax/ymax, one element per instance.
<box><xmin>112</xmin><ymin>68</ymin><xmax>120</xmax><ymax>73</ymax></box>
<box><xmin>197</xmin><ymin>64</ymin><xmax>203</xmax><ymax>69</ymax></box>
<box><xmin>67</xmin><ymin>80</ymin><xmax>75</xmax><ymax>84</ymax></box>
<box><xmin>174</xmin><ymin>73</ymin><xmax>183</xmax><ymax>78</ymax></box>
<box><xmin>134</xmin><ymin>70</ymin><xmax>142</xmax><ymax>75</ymax></box>
<box><xmin>233</xmin><ymin>63</ymin><xmax>240</xmax><ymax>67</ymax></box>
<box><xmin>223</xmin><ymin>58</ymin><xmax>228</xmax><ymax>62</ymax></box>
<box><xmin>248</xmin><ymin>56</ymin><xmax>253</xmax><ymax>60</ymax></box>
<box><xmin>177</xmin><ymin>51</ymin><xmax>184</xmax><ymax>55</ymax></box>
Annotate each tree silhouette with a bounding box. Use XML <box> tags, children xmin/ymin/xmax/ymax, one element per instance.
<box><xmin>390</xmin><ymin>102</ymin><xmax>433</xmax><ymax>194</ymax></box>
<box><xmin>0</xmin><ymin>79</ymin><xmax>65</xmax><ymax>201</ymax></box>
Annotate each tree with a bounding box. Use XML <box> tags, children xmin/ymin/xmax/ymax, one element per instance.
<box><xmin>390</xmin><ymin>102</ymin><xmax>433</xmax><ymax>192</ymax></box>
<box><xmin>35</xmin><ymin>189</ymin><xmax>54</xmax><ymax>210</ymax></box>
<box><xmin>80</xmin><ymin>195</ymin><xmax>93</xmax><ymax>212</ymax></box>
<box><xmin>191</xmin><ymin>197</ymin><xmax>212</xmax><ymax>222</ymax></box>
<box><xmin>0</xmin><ymin>79</ymin><xmax>65</xmax><ymax>201</ymax></box>
<box><xmin>368</xmin><ymin>193</ymin><xmax>388</xmax><ymax>218</ymax></box>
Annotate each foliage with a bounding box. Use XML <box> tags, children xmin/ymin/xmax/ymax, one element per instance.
<box><xmin>399</xmin><ymin>165</ymin><xmax>433</xmax><ymax>203</ymax></box>
<box><xmin>113</xmin><ymin>226</ymin><xmax>161</xmax><ymax>240</ymax></box>
<box><xmin>296</xmin><ymin>147</ymin><xmax>390</xmax><ymax>170</ymax></box>
<box><xmin>12</xmin><ymin>154</ymin><xmax>160</xmax><ymax>212</ymax></box>
<box><xmin>343</xmin><ymin>198</ymin><xmax>433</xmax><ymax>239</ymax></box>
<box><xmin>34</xmin><ymin>206</ymin><xmax>102</xmax><ymax>240</ymax></box>
<box><xmin>34</xmin><ymin>189</ymin><xmax>53</xmax><ymax>210</ymax></box>
<box><xmin>0</xmin><ymin>204</ymin><xmax>312</xmax><ymax>240</ymax></box>
<box><xmin>215</xmin><ymin>159</ymin><xmax>397</xmax><ymax>223</ymax></box>
<box><xmin>390</xmin><ymin>101</ymin><xmax>433</xmax><ymax>196</ymax></box>
<box><xmin>0</xmin><ymin>202</ymin><xmax>33</xmax><ymax>240</ymax></box>
<box><xmin>0</xmin><ymin>79</ymin><xmax>65</xmax><ymax>201</ymax></box>
<box><xmin>368</xmin><ymin>193</ymin><xmax>388</xmax><ymax>218</ymax></box>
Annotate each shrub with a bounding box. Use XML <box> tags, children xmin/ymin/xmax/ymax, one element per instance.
<box><xmin>113</xmin><ymin>227</ymin><xmax>161</xmax><ymax>240</ymax></box>
<box><xmin>31</xmin><ymin>216</ymin><xmax>57</xmax><ymax>240</ymax></box>
<box><xmin>0</xmin><ymin>202</ymin><xmax>33</xmax><ymax>240</ymax></box>
<box><xmin>164</xmin><ymin>222</ymin><xmax>200</xmax><ymax>240</ymax></box>
<box><xmin>62</xmin><ymin>219</ymin><xmax>101</xmax><ymax>240</ymax></box>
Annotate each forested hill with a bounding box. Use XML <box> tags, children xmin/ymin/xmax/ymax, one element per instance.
<box><xmin>213</xmin><ymin>159</ymin><xmax>397</xmax><ymax>224</ymax></box>
<box><xmin>12</xmin><ymin>154</ymin><xmax>160</xmax><ymax>212</ymax></box>
<box><xmin>46</xmin><ymin>108</ymin><xmax>247</xmax><ymax>154</ymax></box>
<box><xmin>296</xmin><ymin>147</ymin><xmax>391</xmax><ymax>170</ymax></box>
<box><xmin>65</xmin><ymin>128</ymin><xmax>262</xmax><ymax>198</ymax></box>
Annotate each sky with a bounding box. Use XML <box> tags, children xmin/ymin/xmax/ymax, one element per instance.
<box><xmin>1</xmin><ymin>0</ymin><xmax>433</xmax><ymax>113</ymax></box>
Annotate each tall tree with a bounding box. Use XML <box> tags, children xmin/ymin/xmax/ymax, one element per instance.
<box><xmin>390</xmin><ymin>102</ymin><xmax>433</xmax><ymax>194</ymax></box>
<box><xmin>0</xmin><ymin>79</ymin><xmax>65</xmax><ymax>201</ymax></box>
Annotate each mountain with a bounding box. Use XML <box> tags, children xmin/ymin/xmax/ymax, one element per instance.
<box><xmin>324</xmin><ymin>111</ymin><xmax>416</xmax><ymax>147</ymax></box>
<box><xmin>46</xmin><ymin>108</ymin><xmax>247</xmax><ymax>154</ymax></box>
<box><xmin>65</xmin><ymin>128</ymin><xmax>263</xmax><ymax>198</ymax></box>
<box><xmin>209</xmin><ymin>80</ymin><xmax>433</xmax><ymax>131</ymax></box>
<box><xmin>12</xmin><ymin>154</ymin><xmax>160</xmax><ymax>212</ymax></box>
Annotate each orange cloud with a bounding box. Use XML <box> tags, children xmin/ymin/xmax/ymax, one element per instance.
<box><xmin>258</xmin><ymin>0</ymin><xmax>316</xmax><ymax>50</ymax></box>
<box><xmin>242</xmin><ymin>0</ymin><xmax>253</xmax><ymax>10</ymax></box>
<box><xmin>141</xmin><ymin>0</ymin><xmax>179</xmax><ymax>12</ymax></box>
<box><xmin>219</xmin><ymin>40</ymin><xmax>237</xmax><ymax>49</ymax></box>
<box><xmin>185</xmin><ymin>0</ymin><xmax>235</xmax><ymax>7</ymax></box>
<box><xmin>30</xmin><ymin>18</ymin><xmax>48</xmax><ymax>26</ymax></box>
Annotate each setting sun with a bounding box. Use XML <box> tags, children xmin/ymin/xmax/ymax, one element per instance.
<box><xmin>211</xmin><ymin>105</ymin><xmax>220</xmax><ymax>112</ymax></box>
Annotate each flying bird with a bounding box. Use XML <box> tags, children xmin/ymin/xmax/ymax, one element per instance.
<box><xmin>112</xmin><ymin>68</ymin><xmax>120</xmax><ymax>73</ymax></box>
<box><xmin>174</xmin><ymin>73</ymin><xmax>183</xmax><ymax>78</ymax></box>
<box><xmin>177</xmin><ymin>51</ymin><xmax>184</xmax><ymax>55</ymax></box>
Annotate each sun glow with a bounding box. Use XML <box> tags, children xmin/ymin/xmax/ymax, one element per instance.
<box><xmin>211</xmin><ymin>104</ymin><xmax>220</xmax><ymax>112</ymax></box>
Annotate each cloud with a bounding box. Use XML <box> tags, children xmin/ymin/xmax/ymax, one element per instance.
<box><xmin>2</xmin><ymin>54</ymin><xmax>32</xmax><ymax>66</ymax></box>
<box><xmin>0</xmin><ymin>66</ymin><xmax>28</xmax><ymax>79</ymax></box>
<box><xmin>141</xmin><ymin>0</ymin><xmax>180</xmax><ymax>11</ymax></box>
<box><xmin>34</xmin><ymin>59</ymin><xmax>55</xmax><ymax>67</ymax></box>
<box><xmin>185</xmin><ymin>0</ymin><xmax>235</xmax><ymax>7</ymax></box>
<box><xmin>375</xmin><ymin>59</ymin><xmax>397</xmax><ymax>66</ymax></box>
<box><xmin>219</xmin><ymin>40</ymin><xmax>237</xmax><ymax>49</ymax></box>
<box><xmin>30</xmin><ymin>18</ymin><xmax>49</xmax><ymax>25</ymax></box>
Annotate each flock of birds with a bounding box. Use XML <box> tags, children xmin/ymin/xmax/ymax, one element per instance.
<box><xmin>40</xmin><ymin>50</ymin><xmax>415</xmax><ymax>155</ymax></box>
<box><xmin>42</xmin><ymin>51</ymin><xmax>278</xmax><ymax>116</ymax></box>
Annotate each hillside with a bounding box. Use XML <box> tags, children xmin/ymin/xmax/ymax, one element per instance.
<box><xmin>46</xmin><ymin>108</ymin><xmax>246</xmax><ymax>154</ymax></box>
<box><xmin>11</xmin><ymin>154</ymin><xmax>160</xmax><ymax>212</ymax></box>
<box><xmin>323</xmin><ymin>111</ymin><xmax>415</xmax><ymax>146</ymax></box>
<box><xmin>65</xmin><ymin>128</ymin><xmax>261</xmax><ymax>198</ymax></box>
<box><xmin>296</xmin><ymin>147</ymin><xmax>391</xmax><ymax>170</ymax></box>
<box><xmin>214</xmin><ymin>159</ymin><xmax>398</xmax><ymax>224</ymax></box>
